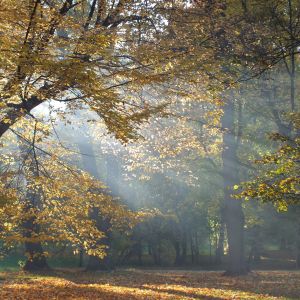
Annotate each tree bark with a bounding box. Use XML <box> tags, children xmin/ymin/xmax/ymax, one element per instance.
<box><xmin>0</xmin><ymin>96</ymin><xmax>42</xmax><ymax>138</ymax></box>
<box><xmin>222</xmin><ymin>99</ymin><xmax>248</xmax><ymax>275</ymax></box>
<box><xmin>23</xmin><ymin>216</ymin><xmax>49</xmax><ymax>272</ymax></box>
<box><xmin>215</xmin><ymin>217</ymin><xmax>225</xmax><ymax>265</ymax></box>
<box><xmin>174</xmin><ymin>241</ymin><xmax>181</xmax><ymax>266</ymax></box>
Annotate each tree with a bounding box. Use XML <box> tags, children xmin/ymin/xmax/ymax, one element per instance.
<box><xmin>0</xmin><ymin>0</ymin><xmax>170</xmax><ymax>141</ymax></box>
<box><xmin>0</xmin><ymin>118</ymin><xmax>139</xmax><ymax>270</ymax></box>
<box><xmin>240</xmin><ymin>116</ymin><xmax>300</xmax><ymax>209</ymax></box>
<box><xmin>0</xmin><ymin>0</ymin><xmax>173</xmax><ymax>270</ymax></box>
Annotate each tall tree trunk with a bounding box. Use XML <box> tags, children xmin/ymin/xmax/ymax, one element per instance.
<box><xmin>215</xmin><ymin>213</ymin><xmax>225</xmax><ymax>264</ymax></box>
<box><xmin>222</xmin><ymin>99</ymin><xmax>248</xmax><ymax>275</ymax></box>
<box><xmin>174</xmin><ymin>241</ymin><xmax>181</xmax><ymax>266</ymax></box>
<box><xmin>135</xmin><ymin>241</ymin><xmax>143</xmax><ymax>265</ymax></box>
<box><xmin>181</xmin><ymin>235</ymin><xmax>187</xmax><ymax>265</ymax></box>
<box><xmin>190</xmin><ymin>235</ymin><xmax>194</xmax><ymax>263</ymax></box>
<box><xmin>194</xmin><ymin>231</ymin><xmax>199</xmax><ymax>263</ymax></box>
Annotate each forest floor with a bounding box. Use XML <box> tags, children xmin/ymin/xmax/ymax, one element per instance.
<box><xmin>0</xmin><ymin>269</ymin><xmax>299</xmax><ymax>299</ymax></box>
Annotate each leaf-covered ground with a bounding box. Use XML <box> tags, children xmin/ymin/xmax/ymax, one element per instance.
<box><xmin>0</xmin><ymin>269</ymin><xmax>299</xmax><ymax>299</ymax></box>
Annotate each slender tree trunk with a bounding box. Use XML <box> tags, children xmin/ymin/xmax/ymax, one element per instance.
<box><xmin>174</xmin><ymin>241</ymin><xmax>181</xmax><ymax>266</ymax></box>
<box><xmin>190</xmin><ymin>235</ymin><xmax>194</xmax><ymax>263</ymax></box>
<box><xmin>78</xmin><ymin>248</ymin><xmax>84</xmax><ymax>268</ymax></box>
<box><xmin>158</xmin><ymin>240</ymin><xmax>162</xmax><ymax>265</ymax></box>
<box><xmin>181</xmin><ymin>235</ymin><xmax>187</xmax><ymax>265</ymax></box>
<box><xmin>222</xmin><ymin>99</ymin><xmax>248</xmax><ymax>275</ymax></box>
<box><xmin>136</xmin><ymin>241</ymin><xmax>143</xmax><ymax>265</ymax></box>
<box><xmin>194</xmin><ymin>231</ymin><xmax>199</xmax><ymax>263</ymax></box>
<box><xmin>152</xmin><ymin>243</ymin><xmax>160</xmax><ymax>265</ymax></box>
<box><xmin>215</xmin><ymin>216</ymin><xmax>225</xmax><ymax>264</ymax></box>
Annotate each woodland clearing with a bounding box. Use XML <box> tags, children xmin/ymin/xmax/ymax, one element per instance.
<box><xmin>0</xmin><ymin>269</ymin><xmax>299</xmax><ymax>299</ymax></box>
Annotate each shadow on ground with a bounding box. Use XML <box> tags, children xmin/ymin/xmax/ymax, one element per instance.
<box><xmin>0</xmin><ymin>269</ymin><xmax>299</xmax><ymax>299</ymax></box>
